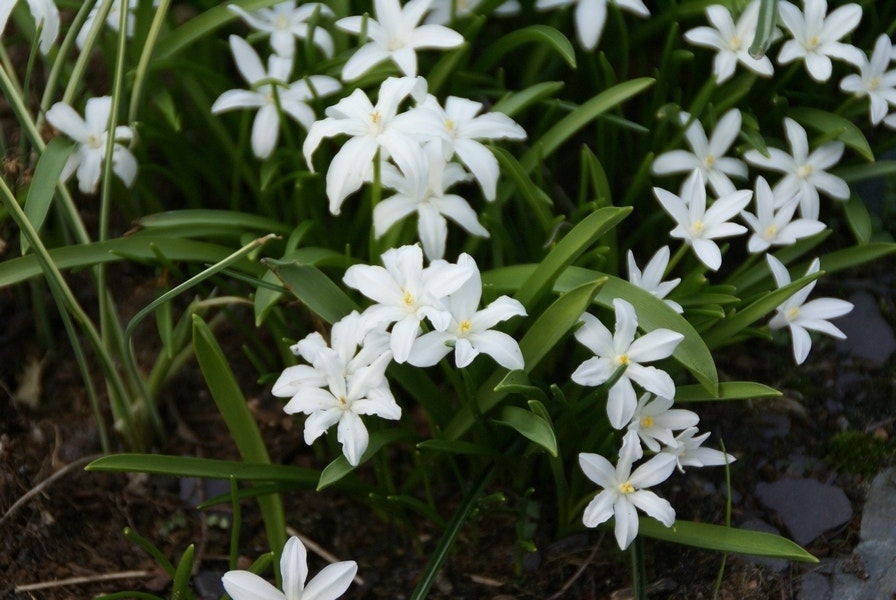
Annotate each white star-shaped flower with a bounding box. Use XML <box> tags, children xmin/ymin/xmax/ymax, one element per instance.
<box><xmin>76</xmin><ymin>0</ymin><xmax>159</xmax><ymax>50</ymax></box>
<box><xmin>684</xmin><ymin>1</ymin><xmax>778</xmax><ymax>83</ymax></box>
<box><xmin>626</xmin><ymin>247</ymin><xmax>683</xmax><ymax>313</ymax></box>
<box><xmin>222</xmin><ymin>535</ymin><xmax>357</xmax><ymax>600</ymax></box>
<box><xmin>743</xmin><ymin>117</ymin><xmax>849</xmax><ymax>220</ymax></box>
<box><xmin>776</xmin><ymin>0</ymin><xmax>864</xmax><ymax>82</ymax></box>
<box><xmin>572</xmin><ymin>298</ymin><xmax>684</xmax><ymax>429</ymax></box>
<box><xmin>0</xmin><ymin>0</ymin><xmax>59</xmax><ymax>54</ymax></box>
<box><xmin>652</xmin><ymin>109</ymin><xmax>747</xmax><ymax>197</ymax></box>
<box><xmin>421</xmin><ymin>94</ymin><xmax>526</xmax><ymax>201</ymax></box>
<box><xmin>623</xmin><ymin>394</ymin><xmax>699</xmax><ymax>456</ymax></box>
<box><xmin>653</xmin><ymin>170</ymin><xmax>751</xmax><ymax>271</ymax></box>
<box><xmin>228</xmin><ymin>1</ymin><xmax>334</xmax><ymax>58</ymax></box>
<box><xmin>272</xmin><ymin>312</ymin><xmax>400</xmax><ymax>466</ymax></box>
<box><xmin>741</xmin><ymin>176</ymin><xmax>826</xmax><ymax>253</ymax></box>
<box><xmin>303</xmin><ymin>76</ymin><xmax>444</xmax><ymax>215</ymax></box>
<box><xmin>336</xmin><ymin>0</ymin><xmax>464</xmax><ymax>81</ymax></box>
<box><xmin>535</xmin><ymin>0</ymin><xmax>649</xmax><ymax>51</ymax></box>
<box><xmin>839</xmin><ymin>34</ymin><xmax>896</xmax><ymax>125</ymax></box>
<box><xmin>766</xmin><ymin>255</ymin><xmax>853</xmax><ymax>365</ymax></box>
<box><xmin>212</xmin><ymin>36</ymin><xmax>341</xmax><ymax>160</ymax></box>
<box><xmin>408</xmin><ymin>253</ymin><xmax>526</xmax><ymax>369</ymax></box>
<box><xmin>662</xmin><ymin>427</ymin><xmax>736</xmax><ymax>473</ymax></box>
<box><xmin>375</xmin><ymin>141</ymin><xmax>489</xmax><ymax>260</ymax></box>
<box><xmin>579</xmin><ymin>437</ymin><xmax>677</xmax><ymax>550</ymax></box>
<box><xmin>45</xmin><ymin>96</ymin><xmax>137</xmax><ymax>194</ymax></box>
<box><xmin>343</xmin><ymin>244</ymin><xmax>475</xmax><ymax>363</ymax></box>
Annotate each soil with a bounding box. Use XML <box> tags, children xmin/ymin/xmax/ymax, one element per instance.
<box><xmin>1</xmin><ymin>256</ymin><xmax>894</xmax><ymax>600</ymax></box>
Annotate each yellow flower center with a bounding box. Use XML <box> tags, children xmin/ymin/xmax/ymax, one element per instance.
<box><xmin>619</xmin><ymin>481</ymin><xmax>635</xmax><ymax>494</ymax></box>
<box><xmin>617</xmin><ymin>353</ymin><xmax>630</xmax><ymax>366</ymax></box>
<box><xmin>797</xmin><ymin>165</ymin><xmax>814</xmax><ymax>179</ymax></box>
<box><xmin>275</xmin><ymin>14</ymin><xmax>289</xmax><ymax>30</ymax></box>
<box><xmin>86</xmin><ymin>134</ymin><xmax>102</xmax><ymax>149</ymax></box>
<box><xmin>786</xmin><ymin>306</ymin><xmax>800</xmax><ymax>320</ymax></box>
<box><xmin>338</xmin><ymin>396</ymin><xmax>349</xmax><ymax>409</ymax></box>
<box><xmin>691</xmin><ymin>220</ymin><xmax>705</xmax><ymax>237</ymax></box>
<box><xmin>458</xmin><ymin>319</ymin><xmax>472</xmax><ymax>335</ymax></box>
<box><xmin>704</xmin><ymin>154</ymin><xmax>716</xmax><ymax>167</ymax></box>
<box><xmin>444</xmin><ymin>118</ymin><xmax>456</xmax><ymax>134</ymax></box>
<box><xmin>869</xmin><ymin>76</ymin><xmax>882</xmax><ymax>90</ymax></box>
<box><xmin>806</xmin><ymin>35</ymin><xmax>820</xmax><ymax>50</ymax></box>
<box><xmin>641</xmin><ymin>416</ymin><xmax>655</xmax><ymax>428</ymax></box>
<box><xmin>728</xmin><ymin>35</ymin><xmax>741</xmax><ymax>51</ymax></box>
<box><xmin>765</xmin><ymin>224</ymin><xmax>778</xmax><ymax>238</ymax></box>
<box><xmin>402</xmin><ymin>289</ymin><xmax>415</xmax><ymax>308</ymax></box>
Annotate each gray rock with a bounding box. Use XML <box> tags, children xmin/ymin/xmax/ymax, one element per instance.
<box><xmin>798</xmin><ymin>571</ymin><xmax>832</xmax><ymax>600</ymax></box>
<box><xmin>832</xmin><ymin>468</ymin><xmax>896</xmax><ymax>600</ymax></box>
<box><xmin>835</xmin><ymin>290</ymin><xmax>896</xmax><ymax>366</ymax></box>
<box><xmin>755</xmin><ymin>478</ymin><xmax>852</xmax><ymax>546</ymax></box>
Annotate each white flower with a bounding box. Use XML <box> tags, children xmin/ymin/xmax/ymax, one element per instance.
<box><xmin>374</xmin><ymin>142</ymin><xmax>489</xmax><ymax>260</ymax></box>
<box><xmin>45</xmin><ymin>96</ymin><xmax>137</xmax><ymax>194</ymax></box>
<box><xmin>776</xmin><ymin>0</ymin><xmax>864</xmax><ymax>82</ymax></box>
<box><xmin>766</xmin><ymin>255</ymin><xmax>853</xmax><ymax>365</ymax></box>
<box><xmin>741</xmin><ymin>176</ymin><xmax>826</xmax><ymax>253</ymax></box>
<box><xmin>343</xmin><ymin>244</ymin><xmax>475</xmax><ymax>363</ymax></box>
<box><xmin>408</xmin><ymin>253</ymin><xmax>526</xmax><ymax>369</ymax></box>
<box><xmin>222</xmin><ymin>535</ymin><xmax>357</xmax><ymax>600</ymax></box>
<box><xmin>336</xmin><ymin>0</ymin><xmax>464</xmax><ymax>81</ymax></box>
<box><xmin>623</xmin><ymin>394</ymin><xmax>699</xmax><ymax>456</ymax></box>
<box><xmin>626</xmin><ymin>247</ymin><xmax>683</xmax><ymax>313</ymax></box>
<box><xmin>535</xmin><ymin>0</ymin><xmax>649</xmax><ymax>51</ymax></box>
<box><xmin>663</xmin><ymin>427</ymin><xmax>736</xmax><ymax>473</ymax></box>
<box><xmin>839</xmin><ymin>34</ymin><xmax>896</xmax><ymax>125</ymax></box>
<box><xmin>76</xmin><ymin>0</ymin><xmax>159</xmax><ymax>50</ymax></box>
<box><xmin>0</xmin><ymin>0</ymin><xmax>59</xmax><ymax>54</ymax></box>
<box><xmin>303</xmin><ymin>76</ymin><xmax>442</xmax><ymax>215</ymax></box>
<box><xmin>212</xmin><ymin>36</ymin><xmax>341</xmax><ymax>160</ymax></box>
<box><xmin>572</xmin><ymin>298</ymin><xmax>684</xmax><ymax>430</ymax></box>
<box><xmin>653</xmin><ymin>170</ymin><xmax>751</xmax><ymax>271</ymax></box>
<box><xmin>425</xmin><ymin>0</ymin><xmax>520</xmax><ymax>24</ymax></box>
<box><xmin>684</xmin><ymin>1</ymin><xmax>778</xmax><ymax>83</ymax></box>
<box><xmin>272</xmin><ymin>312</ymin><xmax>400</xmax><ymax>466</ymax></box>
<box><xmin>421</xmin><ymin>94</ymin><xmax>526</xmax><ymax>201</ymax></box>
<box><xmin>743</xmin><ymin>117</ymin><xmax>849</xmax><ymax>220</ymax></box>
<box><xmin>652</xmin><ymin>109</ymin><xmax>747</xmax><ymax>198</ymax></box>
<box><xmin>228</xmin><ymin>1</ymin><xmax>334</xmax><ymax>58</ymax></box>
<box><xmin>579</xmin><ymin>438</ymin><xmax>677</xmax><ymax>550</ymax></box>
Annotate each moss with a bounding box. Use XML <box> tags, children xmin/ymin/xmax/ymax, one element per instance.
<box><xmin>827</xmin><ymin>431</ymin><xmax>896</xmax><ymax>477</ymax></box>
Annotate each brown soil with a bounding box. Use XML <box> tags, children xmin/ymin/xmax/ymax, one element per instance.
<box><xmin>1</xmin><ymin>258</ymin><xmax>894</xmax><ymax>600</ymax></box>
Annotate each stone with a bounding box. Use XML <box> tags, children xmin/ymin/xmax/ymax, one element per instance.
<box><xmin>798</xmin><ymin>571</ymin><xmax>832</xmax><ymax>600</ymax></box>
<box><xmin>835</xmin><ymin>290</ymin><xmax>896</xmax><ymax>366</ymax></box>
<box><xmin>755</xmin><ymin>478</ymin><xmax>852</xmax><ymax>546</ymax></box>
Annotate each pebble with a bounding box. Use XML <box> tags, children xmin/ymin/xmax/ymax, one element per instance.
<box><xmin>835</xmin><ymin>290</ymin><xmax>896</xmax><ymax>366</ymax></box>
<box><xmin>754</xmin><ymin>478</ymin><xmax>852</xmax><ymax>546</ymax></box>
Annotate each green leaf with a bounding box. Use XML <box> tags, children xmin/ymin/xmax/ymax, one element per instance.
<box><xmin>317</xmin><ymin>429</ymin><xmax>417</xmax><ymax>490</ymax></box>
<box><xmin>171</xmin><ymin>545</ymin><xmax>195</xmax><ymax>600</ymax></box>
<box><xmin>816</xmin><ymin>242</ymin><xmax>896</xmax><ymax>274</ymax></box>
<box><xmin>493</xmin><ymin>405</ymin><xmax>558</xmax><ymax>456</ymax></box>
<box><xmin>837</xmin><ymin>159</ymin><xmax>896</xmax><ymax>183</ymax></box>
<box><xmin>475</xmin><ymin>25</ymin><xmax>576</xmax><ymax>72</ymax></box>
<box><xmin>193</xmin><ymin>315</ymin><xmax>285</xmax><ymax>553</ymax></box>
<box><xmin>842</xmin><ymin>194</ymin><xmax>872</xmax><ymax>244</ymax></box>
<box><xmin>0</xmin><ymin>235</ymin><xmax>265</xmax><ymax>286</ymax></box>
<box><xmin>492</xmin><ymin>146</ymin><xmax>555</xmax><ymax>233</ymax></box>
<box><xmin>494</xmin><ymin>370</ymin><xmax>548</xmax><ymax>403</ymax></box>
<box><xmin>515</xmin><ymin>206</ymin><xmax>631</xmax><ymax>310</ymax></box>
<box><xmin>263</xmin><ymin>258</ymin><xmax>358</xmax><ymax>325</ymax></box>
<box><xmin>747</xmin><ymin>0</ymin><xmax>778</xmax><ymax>58</ymax></box>
<box><xmin>136</xmin><ymin>209</ymin><xmax>293</xmax><ymax>237</ymax></box>
<box><xmin>416</xmin><ymin>439</ymin><xmax>501</xmax><ymax>456</ymax></box>
<box><xmin>639</xmin><ymin>519</ymin><xmax>818</xmax><ymax>563</ymax></box>
<box><xmin>21</xmin><ymin>137</ymin><xmax>73</xmax><ymax>255</ymax></box>
<box><xmin>789</xmin><ymin>106</ymin><xmax>874</xmax><ymax>162</ymax></box>
<box><xmin>674</xmin><ymin>381</ymin><xmax>781</xmax><ymax>403</ymax></box>
<box><xmin>491</xmin><ymin>81</ymin><xmax>565</xmax><ymax>119</ymax></box>
<box><xmin>520</xmin><ymin>78</ymin><xmax>655</xmax><ymax>172</ymax></box>
<box><xmin>86</xmin><ymin>454</ymin><xmax>321</xmax><ymax>485</ymax></box>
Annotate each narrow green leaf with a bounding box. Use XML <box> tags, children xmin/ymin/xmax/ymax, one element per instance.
<box><xmin>515</xmin><ymin>206</ymin><xmax>631</xmax><ymax>310</ymax></box>
<box><xmin>263</xmin><ymin>258</ymin><xmax>358</xmax><ymax>325</ymax></box>
<box><xmin>837</xmin><ymin>159</ymin><xmax>896</xmax><ymax>183</ymax></box>
<box><xmin>136</xmin><ymin>209</ymin><xmax>293</xmax><ymax>236</ymax></box>
<box><xmin>317</xmin><ymin>429</ymin><xmax>417</xmax><ymax>490</ymax></box>
<box><xmin>494</xmin><ymin>370</ymin><xmax>548</xmax><ymax>403</ymax></box>
<box><xmin>747</xmin><ymin>0</ymin><xmax>778</xmax><ymax>58</ymax></box>
<box><xmin>491</xmin><ymin>81</ymin><xmax>565</xmax><ymax>119</ymax></box>
<box><xmin>493</xmin><ymin>405</ymin><xmax>558</xmax><ymax>456</ymax></box>
<box><xmin>842</xmin><ymin>194</ymin><xmax>872</xmax><ymax>244</ymax></box>
<box><xmin>193</xmin><ymin>315</ymin><xmax>286</xmax><ymax>553</ymax></box>
<box><xmin>789</xmin><ymin>106</ymin><xmax>874</xmax><ymax>162</ymax></box>
<box><xmin>21</xmin><ymin>137</ymin><xmax>73</xmax><ymax>255</ymax></box>
<box><xmin>171</xmin><ymin>545</ymin><xmax>195</xmax><ymax>600</ymax></box>
<box><xmin>674</xmin><ymin>381</ymin><xmax>781</xmax><ymax>403</ymax></box>
<box><xmin>492</xmin><ymin>146</ymin><xmax>555</xmax><ymax>233</ymax></box>
<box><xmin>86</xmin><ymin>454</ymin><xmax>321</xmax><ymax>485</ymax></box>
<box><xmin>475</xmin><ymin>25</ymin><xmax>576</xmax><ymax>72</ymax></box>
<box><xmin>0</xmin><ymin>235</ymin><xmax>266</xmax><ymax>287</ymax></box>
<box><xmin>520</xmin><ymin>78</ymin><xmax>655</xmax><ymax>172</ymax></box>
<box><xmin>639</xmin><ymin>519</ymin><xmax>818</xmax><ymax>563</ymax></box>
<box><xmin>815</xmin><ymin>242</ymin><xmax>896</xmax><ymax>273</ymax></box>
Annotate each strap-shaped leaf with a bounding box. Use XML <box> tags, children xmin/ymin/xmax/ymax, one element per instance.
<box><xmin>263</xmin><ymin>257</ymin><xmax>358</xmax><ymax>325</ymax></box>
<box><xmin>674</xmin><ymin>381</ymin><xmax>781</xmax><ymax>403</ymax></box>
<box><xmin>491</xmin><ymin>81</ymin><xmax>565</xmax><ymax>118</ymax></box>
<box><xmin>317</xmin><ymin>429</ymin><xmax>418</xmax><ymax>490</ymax></box>
<box><xmin>475</xmin><ymin>25</ymin><xmax>576</xmax><ymax>71</ymax></box>
<box><xmin>493</xmin><ymin>405</ymin><xmax>558</xmax><ymax>456</ymax></box>
<box><xmin>21</xmin><ymin>137</ymin><xmax>73</xmax><ymax>255</ymax></box>
<box><xmin>639</xmin><ymin>518</ymin><xmax>818</xmax><ymax>563</ymax></box>
<box><xmin>790</xmin><ymin>106</ymin><xmax>874</xmax><ymax>162</ymax></box>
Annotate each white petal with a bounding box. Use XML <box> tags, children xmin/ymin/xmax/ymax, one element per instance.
<box><xmin>302</xmin><ymin>561</ymin><xmax>358</xmax><ymax>600</ymax></box>
<box><xmin>280</xmin><ymin>536</ymin><xmax>308</xmax><ymax>600</ymax></box>
<box><xmin>337</xmin><ymin>411</ymin><xmax>369</xmax><ymax>466</ymax></box>
<box><xmin>222</xmin><ymin>570</ymin><xmax>287</xmax><ymax>600</ymax></box>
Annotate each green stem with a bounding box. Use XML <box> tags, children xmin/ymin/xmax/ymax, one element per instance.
<box><xmin>128</xmin><ymin>0</ymin><xmax>171</xmax><ymax>123</ymax></box>
<box><xmin>630</xmin><ymin>536</ymin><xmax>647</xmax><ymax>600</ymax></box>
<box><xmin>664</xmin><ymin>242</ymin><xmax>689</xmax><ymax>277</ymax></box>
